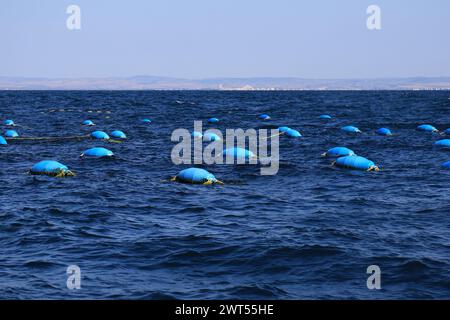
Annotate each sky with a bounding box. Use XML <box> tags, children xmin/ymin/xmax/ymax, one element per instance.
<box><xmin>1</xmin><ymin>0</ymin><xmax>450</xmax><ymax>79</ymax></box>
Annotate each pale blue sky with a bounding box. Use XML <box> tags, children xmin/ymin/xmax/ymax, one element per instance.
<box><xmin>1</xmin><ymin>0</ymin><xmax>449</xmax><ymax>78</ymax></box>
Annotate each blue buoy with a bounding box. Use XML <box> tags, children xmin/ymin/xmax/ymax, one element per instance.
<box><xmin>82</xmin><ymin>120</ymin><xmax>95</xmax><ymax>126</ymax></box>
<box><xmin>192</xmin><ymin>131</ymin><xmax>203</xmax><ymax>139</ymax></box>
<box><xmin>203</xmin><ymin>132</ymin><xmax>221</xmax><ymax>142</ymax></box>
<box><xmin>285</xmin><ymin>128</ymin><xmax>302</xmax><ymax>138</ymax></box>
<box><xmin>4</xmin><ymin>119</ymin><xmax>14</xmax><ymax>126</ymax></box>
<box><xmin>5</xmin><ymin>130</ymin><xmax>19</xmax><ymax>138</ymax></box>
<box><xmin>319</xmin><ymin>115</ymin><xmax>332</xmax><ymax>119</ymax></box>
<box><xmin>434</xmin><ymin>139</ymin><xmax>450</xmax><ymax>148</ymax></box>
<box><xmin>208</xmin><ymin>117</ymin><xmax>219</xmax><ymax>124</ymax></box>
<box><xmin>442</xmin><ymin>161</ymin><xmax>450</xmax><ymax>169</ymax></box>
<box><xmin>81</xmin><ymin>147</ymin><xmax>114</xmax><ymax>158</ymax></box>
<box><xmin>278</xmin><ymin>126</ymin><xmax>291</xmax><ymax>133</ymax></box>
<box><xmin>111</xmin><ymin>130</ymin><xmax>127</xmax><ymax>139</ymax></box>
<box><xmin>223</xmin><ymin>147</ymin><xmax>256</xmax><ymax>160</ymax></box>
<box><xmin>174</xmin><ymin>168</ymin><xmax>221</xmax><ymax>185</ymax></box>
<box><xmin>341</xmin><ymin>126</ymin><xmax>361</xmax><ymax>133</ymax></box>
<box><xmin>141</xmin><ymin>118</ymin><xmax>152</xmax><ymax>123</ymax></box>
<box><xmin>417</xmin><ymin>124</ymin><xmax>438</xmax><ymax>133</ymax></box>
<box><xmin>0</xmin><ymin>136</ymin><xmax>7</xmax><ymax>145</ymax></box>
<box><xmin>259</xmin><ymin>114</ymin><xmax>271</xmax><ymax>120</ymax></box>
<box><xmin>323</xmin><ymin>147</ymin><xmax>355</xmax><ymax>158</ymax></box>
<box><xmin>376</xmin><ymin>128</ymin><xmax>392</xmax><ymax>136</ymax></box>
<box><xmin>334</xmin><ymin>155</ymin><xmax>379</xmax><ymax>171</ymax></box>
<box><xmin>444</xmin><ymin>128</ymin><xmax>450</xmax><ymax>135</ymax></box>
<box><xmin>30</xmin><ymin>160</ymin><xmax>74</xmax><ymax>177</ymax></box>
<box><xmin>91</xmin><ymin>131</ymin><xmax>110</xmax><ymax>140</ymax></box>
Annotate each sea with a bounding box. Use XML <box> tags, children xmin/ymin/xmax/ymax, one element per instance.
<box><xmin>0</xmin><ymin>90</ymin><xmax>449</xmax><ymax>299</ymax></box>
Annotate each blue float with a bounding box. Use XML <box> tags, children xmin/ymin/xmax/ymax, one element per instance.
<box><xmin>341</xmin><ymin>126</ymin><xmax>361</xmax><ymax>133</ymax></box>
<box><xmin>376</xmin><ymin>128</ymin><xmax>392</xmax><ymax>136</ymax></box>
<box><xmin>444</xmin><ymin>129</ymin><xmax>450</xmax><ymax>135</ymax></box>
<box><xmin>278</xmin><ymin>126</ymin><xmax>291</xmax><ymax>133</ymax></box>
<box><xmin>141</xmin><ymin>118</ymin><xmax>152</xmax><ymax>123</ymax></box>
<box><xmin>203</xmin><ymin>132</ymin><xmax>221</xmax><ymax>141</ymax></box>
<box><xmin>30</xmin><ymin>160</ymin><xmax>74</xmax><ymax>177</ymax></box>
<box><xmin>111</xmin><ymin>130</ymin><xmax>127</xmax><ymax>139</ymax></box>
<box><xmin>192</xmin><ymin>131</ymin><xmax>203</xmax><ymax>138</ymax></box>
<box><xmin>4</xmin><ymin>119</ymin><xmax>14</xmax><ymax>126</ymax></box>
<box><xmin>5</xmin><ymin>130</ymin><xmax>18</xmax><ymax>138</ymax></box>
<box><xmin>208</xmin><ymin>117</ymin><xmax>219</xmax><ymax>124</ymax></box>
<box><xmin>417</xmin><ymin>124</ymin><xmax>438</xmax><ymax>132</ymax></box>
<box><xmin>91</xmin><ymin>131</ymin><xmax>110</xmax><ymax>140</ymax></box>
<box><xmin>285</xmin><ymin>128</ymin><xmax>302</xmax><ymax>137</ymax></box>
<box><xmin>0</xmin><ymin>136</ymin><xmax>7</xmax><ymax>145</ymax></box>
<box><xmin>335</xmin><ymin>155</ymin><xmax>379</xmax><ymax>171</ymax></box>
<box><xmin>82</xmin><ymin>120</ymin><xmax>95</xmax><ymax>126</ymax></box>
<box><xmin>442</xmin><ymin>161</ymin><xmax>450</xmax><ymax>169</ymax></box>
<box><xmin>81</xmin><ymin>147</ymin><xmax>114</xmax><ymax>158</ymax></box>
<box><xmin>174</xmin><ymin>168</ymin><xmax>221</xmax><ymax>185</ymax></box>
<box><xmin>323</xmin><ymin>147</ymin><xmax>355</xmax><ymax>158</ymax></box>
<box><xmin>434</xmin><ymin>139</ymin><xmax>450</xmax><ymax>148</ymax></box>
<box><xmin>259</xmin><ymin>114</ymin><xmax>271</xmax><ymax>120</ymax></box>
<box><xmin>223</xmin><ymin>147</ymin><xmax>256</xmax><ymax>160</ymax></box>
<box><xmin>319</xmin><ymin>115</ymin><xmax>332</xmax><ymax>119</ymax></box>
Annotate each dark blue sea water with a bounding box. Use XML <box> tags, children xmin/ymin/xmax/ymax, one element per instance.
<box><xmin>0</xmin><ymin>90</ymin><xmax>449</xmax><ymax>299</ymax></box>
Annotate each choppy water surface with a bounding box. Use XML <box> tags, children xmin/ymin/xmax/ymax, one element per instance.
<box><xmin>0</xmin><ymin>90</ymin><xmax>449</xmax><ymax>299</ymax></box>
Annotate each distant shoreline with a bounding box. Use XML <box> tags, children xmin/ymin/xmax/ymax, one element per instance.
<box><xmin>1</xmin><ymin>76</ymin><xmax>450</xmax><ymax>91</ymax></box>
<box><xmin>1</xmin><ymin>89</ymin><xmax>450</xmax><ymax>92</ymax></box>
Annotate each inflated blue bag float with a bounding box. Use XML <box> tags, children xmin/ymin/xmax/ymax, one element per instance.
<box><xmin>5</xmin><ymin>130</ymin><xmax>19</xmax><ymax>138</ymax></box>
<box><xmin>81</xmin><ymin>147</ymin><xmax>114</xmax><ymax>158</ymax></box>
<box><xmin>208</xmin><ymin>117</ymin><xmax>219</xmax><ymax>124</ymax></box>
<box><xmin>278</xmin><ymin>126</ymin><xmax>291</xmax><ymax>133</ymax></box>
<box><xmin>203</xmin><ymin>132</ymin><xmax>221</xmax><ymax>142</ymax></box>
<box><xmin>192</xmin><ymin>131</ymin><xmax>203</xmax><ymax>139</ymax></box>
<box><xmin>30</xmin><ymin>160</ymin><xmax>74</xmax><ymax>177</ymax></box>
<box><xmin>417</xmin><ymin>124</ymin><xmax>438</xmax><ymax>133</ymax></box>
<box><xmin>334</xmin><ymin>155</ymin><xmax>380</xmax><ymax>171</ymax></box>
<box><xmin>111</xmin><ymin>130</ymin><xmax>127</xmax><ymax>139</ymax></box>
<box><xmin>442</xmin><ymin>161</ymin><xmax>450</xmax><ymax>169</ymax></box>
<box><xmin>322</xmin><ymin>147</ymin><xmax>355</xmax><ymax>158</ymax></box>
<box><xmin>376</xmin><ymin>128</ymin><xmax>392</xmax><ymax>136</ymax></box>
<box><xmin>259</xmin><ymin>114</ymin><xmax>271</xmax><ymax>120</ymax></box>
<box><xmin>284</xmin><ymin>128</ymin><xmax>302</xmax><ymax>137</ymax></box>
<box><xmin>172</xmin><ymin>168</ymin><xmax>223</xmax><ymax>185</ymax></box>
<box><xmin>91</xmin><ymin>131</ymin><xmax>110</xmax><ymax>140</ymax></box>
<box><xmin>319</xmin><ymin>114</ymin><xmax>332</xmax><ymax>119</ymax></box>
<box><xmin>223</xmin><ymin>147</ymin><xmax>256</xmax><ymax>160</ymax></box>
<box><xmin>4</xmin><ymin>119</ymin><xmax>14</xmax><ymax>126</ymax></box>
<box><xmin>341</xmin><ymin>126</ymin><xmax>361</xmax><ymax>133</ymax></box>
<box><xmin>444</xmin><ymin>128</ymin><xmax>450</xmax><ymax>135</ymax></box>
<box><xmin>82</xmin><ymin>120</ymin><xmax>95</xmax><ymax>126</ymax></box>
<box><xmin>0</xmin><ymin>136</ymin><xmax>7</xmax><ymax>145</ymax></box>
<box><xmin>434</xmin><ymin>139</ymin><xmax>450</xmax><ymax>148</ymax></box>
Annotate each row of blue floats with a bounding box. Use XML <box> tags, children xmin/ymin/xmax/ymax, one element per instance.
<box><xmin>185</xmin><ymin>117</ymin><xmax>450</xmax><ymax>181</ymax></box>
<box><xmin>3</xmin><ymin>115</ymin><xmax>450</xmax><ymax>183</ymax></box>
<box><xmin>415</xmin><ymin>124</ymin><xmax>450</xmax><ymax>170</ymax></box>
<box><xmin>2</xmin><ymin>119</ymin><xmax>125</xmax><ymax>176</ymax></box>
<box><xmin>0</xmin><ymin>129</ymin><xmax>127</xmax><ymax>141</ymax></box>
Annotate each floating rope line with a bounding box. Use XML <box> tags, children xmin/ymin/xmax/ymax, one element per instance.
<box><xmin>5</xmin><ymin>135</ymin><xmax>123</xmax><ymax>143</ymax></box>
<box><xmin>6</xmin><ymin>135</ymin><xmax>90</xmax><ymax>142</ymax></box>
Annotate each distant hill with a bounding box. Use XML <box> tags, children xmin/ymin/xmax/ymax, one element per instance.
<box><xmin>1</xmin><ymin>76</ymin><xmax>450</xmax><ymax>90</ymax></box>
